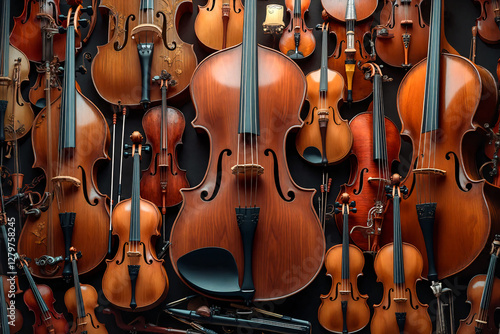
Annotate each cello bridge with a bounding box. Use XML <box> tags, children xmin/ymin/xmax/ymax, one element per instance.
<box><xmin>412</xmin><ymin>168</ymin><xmax>446</xmax><ymax>176</ymax></box>
<box><xmin>232</xmin><ymin>164</ymin><xmax>264</xmax><ymax>177</ymax></box>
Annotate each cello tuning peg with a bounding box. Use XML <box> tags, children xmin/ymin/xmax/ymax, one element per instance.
<box><xmin>58</xmin><ymin>26</ymin><xmax>67</xmax><ymax>34</ymax></box>
<box><xmin>152</xmin><ymin>75</ymin><xmax>160</xmax><ymax>83</ymax></box>
<box><xmin>124</xmin><ymin>143</ymin><xmax>132</xmax><ymax>150</ymax></box>
<box><xmin>349</xmin><ymin>201</ymin><xmax>356</xmax><ymax>208</ymax></box>
<box><xmin>351</xmin><ymin>208</ymin><xmax>357</xmax><ymax>214</ymax></box>
<box><xmin>143</xmin><ymin>144</ymin><xmax>151</xmax><ymax>153</ymax></box>
<box><xmin>334</xmin><ymin>208</ymin><xmax>341</xmax><ymax>215</ymax></box>
<box><xmin>334</xmin><ymin>201</ymin><xmax>341</xmax><ymax>208</ymax></box>
<box><xmin>81</xmin><ymin>6</ymin><xmax>94</xmax><ymax>15</ymax></box>
<box><xmin>400</xmin><ymin>186</ymin><xmax>409</xmax><ymax>195</ymax></box>
<box><xmin>123</xmin><ymin>151</ymin><xmax>131</xmax><ymax>158</ymax></box>
<box><xmin>78</xmin><ymin>19</ymin><xmax>89</xmax><ymax>28</ymax></box>
<box><xmin>59</xmin><ymin>14</ymin><xmax>67</xmax><ymax>21</ymax></box>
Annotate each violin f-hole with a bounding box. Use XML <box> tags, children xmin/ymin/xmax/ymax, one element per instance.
<box><xmin>113</xmin><ymin>15</ymin><xmax>135</xmax><ymax>51</ymax></box>
<box><xmin>265</xmin><ymin>149</ymin><xmax>295</xmax><ymax>202</ymax></box>
<box><xmin>201</xmin><ymin>149</ymin><xmax>231</xmax><ymax>201</ymax></box>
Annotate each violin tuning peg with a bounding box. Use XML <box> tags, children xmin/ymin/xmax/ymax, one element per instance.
<box><xmin>58</xmin><ymin>26</ymin><xmax>67</xmax><ymax>34</ymax></box>
<box><xmin>400</xmin><ymin>186</ymin><xmax>409</xmax><ymax>195</ymax></box>
<box><xmin>123</xmin><ymin>151</ymin><xmax>131</xmax><ymax>158</ymax></box>
<box><xmin>78</xmin><ymin>19</ymin><xmax>89</xmax><ymax>28</ymax></box>
<box><xmin>334</xmin><ymin>201</ymin><xmax>341</xmax><ymax>208</ymax></box>
<box><xmin>76</xmin><ymin>65</ymin><xmax>86</xmax><ymax>75</ymax></box>
<box><xmin>349</xmin><ymin>201</ymin><xmax>356</xmax><ymax>208</ymax></box>
<box><xmin>81</xmin><ymin>6</ymin><xmax>94</xmax><ymax>15</ymax></box>
<box><xmin>385</xmin><ymin>185</ymin><xmax>392</xmax><ymax>193</ymax></box>
<box><xmin>143</xmin><ymin>144</ymin><xmax>151</xmax><ymax>153</ymax></box>
<box><xmin>315</xmin><ymin>24</ymin><xmax>322</xmax><ymax>30</ymax></box>
<box><xmin>59</xmin><ymin>14</ymin><xmax>67</xmax><ymax>21</ymax></box>
<box><xmin>351</xmin><ymin>208</ymin><xmax>357</xmax><ymax>214</ymax></box>
<box><xmin>334</xmin><ymin>208</ymin><xmax>341</xmax><ymax>215</ymax></box>
<box><xmin>152</xmin><ymin>75</ymin><xmax>160</xmax><ymax>83</ymax></box>
<box><xmin>124</xmin><ymin>143</ymin><xmax>132</xmax><ymax>150</ymax></box>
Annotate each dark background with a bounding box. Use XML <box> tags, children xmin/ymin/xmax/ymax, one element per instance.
<box><xmin>3</xmin><ymin>0</ymin><xmax>500</xmax><ymax>333</ymax></box>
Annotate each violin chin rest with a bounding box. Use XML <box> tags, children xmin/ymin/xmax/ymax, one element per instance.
<box><xmin>177</xmin><ymin>247</ymin><xmax>248</xmax><ymax>300</ymax></box>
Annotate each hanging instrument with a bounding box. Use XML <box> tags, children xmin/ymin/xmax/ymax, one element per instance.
<box><xmin>102</xmin><ymin>131</ymin><xmax>168</xmax><ymax>311</ymax></box>
<box><xmin>370</xmin><ymin>174</ymin><xmax>432</xmax><ymax>334</ymax></box>
<box><xmin>17</xmin><ymin>3</ymin><xmax>110</xmax><ymax>280</ymax></box>
<box><xmin>194</xmin><ymin>0</ymin><xmax>244</xmax><ymax>51</ymax></box>
<box><xmin>318</xmin><ymin>193</ymin><xmax>370</xmax><ymax>334</ymax></box>
<box><xmin>279</xmin><ymin>0</ymin><xmax>315</xmax><ymax>59</ymax></box>
<box><xmin>473</xmin><ymin>0</ymin><xmax>500</xmax><ymax>44</ymax></box>
<box><xmin>64</xmin><ymin>247</ymin><xmax>107</xmax><ymax>334</ymax></box>
<box><xmin>169</xmin><ymin>0</ymin><xmax>325</xmax><ymax>302</ymax></box>
<box><xmin>457</xmin><ymin>235</ymin><xmax>500</xmax><ymax>334</ymax></box>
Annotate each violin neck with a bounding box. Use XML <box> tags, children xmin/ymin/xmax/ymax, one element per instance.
<box><xmin>22</xmin><ymin>264</ymin><xmax>50</xmax><ymax>314</ymax></box>
<box><xmin>421</xmin><ymin>0</ymin><xmax>442</xmax><ymax>133</ymax></box>
<box><xmin>345</xmin><ymin>0</ymin><xmax>357</xmax><ymax>22</ymax></box>
<box><xmin>71</xmin><ymin>258</ymin><xmax>86</xmax><ymax>320</ymax></box>
<box><xmin>372</xmin><ymin>73</ymin><xmax>387</xmax><ymax>162</ymax></box>
<box><xmin>392</xmin><ymin>193</ymin><xmax>405</xmax><ymax>285</ymax></box>
<box><xmin>319</xmin><ymin>28</ymin><xmax>328</xmax><ymax>93</ymax></box>
<box><xmin>161</xmin><ymin>84</ymin><xmax>168</xmax><ymax>152</ymax></box>
<box><xmin>239</xmin><ymin>0</ymin><xmax>259</xmax><ymax>136</ymax></box>
<box><xmin>341</xmin><ymin>211</ymin><xmax>350</xmax><ymax>280</ymax></box>
<box><xmin>60</xmin><ymin>24</ymin><xmax>77</xmax><ymax>151</ymax></box>
<box><xmin>479</xmin><ymin>251</ymin><xmax>499</xmax><ymax>312</ymax></box>
<box><xmin>0</xmin><ymin>0</ymin><xmax>10</xmax><ymax>76</ymax></box>
<box><xmin>293</xmin><ymin>0</ymin><xmax>301</xmax><ymax>18</ymax></box>
<box><xmin>130</xmin><ymin>151</ymin><xmax>141</xmax><ymax>242</ymax></box>
<box><xmin>0</xmin><ymin>276</ymin><xmax>8</xmax><ymax>334</ymax></box>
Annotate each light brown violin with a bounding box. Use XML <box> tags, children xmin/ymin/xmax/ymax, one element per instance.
<box><xmin>279</xmin><ymin>0</ymin><xmax>315</xmax><ymax>59</ymax></box>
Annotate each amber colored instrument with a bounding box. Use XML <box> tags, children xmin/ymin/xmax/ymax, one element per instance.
<box><xmin>16</xmin><ymin>254</ymin><xmax>68</xmax><ymax>334</ymax></box>
<box><xmin>295</xmin><ymin>23</ymin><xmax>352</xmax><ymax>166</ymax></box>
<box><xmin>336</xmin><ymin>63</ymin><xmax>400</xmax><ymax>252</ymax></box>
<box><xmin>457</xmin><ymin>236</ymin><xmax>500</xmax><ymax>334</ymax></box>
<box><xmin>17</xmin><ymin>3</ymin><xmax>110</xmax><ymax>280</ymax></box>
<box><xmin>474</xmin><ymin>0</ymin><xmax>500</xmax><ymax>44</ymax></box>
<box><xmin>169</xmin><ymin>0</ymin><xmax>325</xmax><ymax>302</ymax></box>
<box><xmin>318</xmin><ymin>193</ymin><xmax>369</xmax><ymax>333</ymax></box>
<box><xmin>92</xmin><ymin>0</ymin><xmax>198</xmax><ymax>108</ymax></box>
<box><xmin>371</xmin><ymin>174</ymin><xmax>431</xmax><ymax>334</ymax></box>
<box><xmin>322</xmin><ymin>0</ymin><xmax>377</xmax><ymax>22</ymax></box>
<box><xmin>374</xmin><ymin>0</ymin><xmax>429</xmax><ymax>69</ymax></box>
<box><xmin>279</xmin><ymin>0</ymin><xmax>315</xmax><ymax>59</ymax></box>
<box><xmin>195</xmin><ymin>0</ymin><xmax>244</xmax><ymax>51</ymax></box>
<box><xmin>64</xmin><ymin>248</ymin><xmax>107</xmax><ymax>334</ymax></box>
<box><xmin>0</xmin><ymin>275</ymin><xmax>23</xmax><ymax>333</ymax></box>
<box><xmin>102</xmin><ymin>132</ymin><xmax>168</xmax><ymax>311</ymax></box>
<box><xmin>325</xmin><ymin>0</ymin><xmax>375</xmax><ymax>104</ymax></box>
<box><xmin>397</xmin><ymin>0</ymin><xmax>498</xmax><ymax>283</ymax></box>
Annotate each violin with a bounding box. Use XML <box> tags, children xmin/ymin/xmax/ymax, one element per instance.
<box><xmin>16</xmin><ymin>253</ymin><xmax>68</xmax><ymax>334</ymax></box>
<box><xmin>318</xmin><ymin>193</ymin><xmax>369</xmax><ymax>334</ymax></box>
<box><xmin>295</xmin><ymin>23</ymin><xmax>352</xmax><ymax>166</ymax></box>
<box><xmin>279</xmin><ymin>0</ymin><xmax>315</xmax><ymax>59</ymax></box>
<box><xmin>141</xmin><ymin>70</ymin><xmax>189</xmax><ymax>218</ymax></box>
<box><xmin>397</xmin><ymin>0</ymin><xmax>498</xmax><ymax>282</ymax></box>
<box><xmin>457</xmin><ymin>235</ymin><xmax>500</xmax><ymax>334</ymax></box>
<box><xmin>92</xmin><ymin>0</ymin><xmax>198</xmax><ymax>108</ymax></box>
<box><xmin>474</xmin><ymin>0</ymin><xmax>500</xmax><ymax>44</ymax></box>
<box><xmin>17</xmin><ymin>3</ymin><xmax>110</xmax><ymax>280</ymax></box>
<box><xmin>0</xmin><ymin>275</ymin><xmax>23</xmax><ymax>333</ymax></box>
<box><xmin>336</xmin><ymin>63</ymin><xmax>400</xmax><ymax>252</ymax></box>
<box><xmin>64</xmin><ymin>247</ymin><xmax>107</xmax><ymax>334</ymax></box>
<box><xmin>371</xmin><ymin>174</ymin><xmax>431</xmax><ymax>334</ymax></box>
<box><xmin>194</xmin><ymin>0</ymin><xmax>244</xmax><ymax>51</ymax></box>
<box><xmin>102</xmin><ymin>131</ymin><xmax>168</xmax><ymax>311</ymax></box>
<box><xmin>169</xmin><ymin>0</ymin><xmax>325</xmax><ymax>302</ymax></box>
<box><xmin>374</xmin><ymin>0</ymin><xmax>429</xmax><ymax>69</ymax></box>
<box><xmin>325</xmin><ymin>0</ymin><xmax>375</xmax><ymax>104</ymax></box>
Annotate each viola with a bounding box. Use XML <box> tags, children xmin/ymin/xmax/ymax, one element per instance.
<box><xmin>102</xmin><ymin>131</ymin><xmax>168</xmax><ymax>311</ymax></box>
<box><xmin>141</xmin><ymin>70</ymin><xmax>189</xmax><ymax>218</ymax></box>
<box><xmin>336</xmin><ymin>63</ymin><xmax>400</xmax><ymax>252</ymax></box>
<box><xmin>16</xmin><ymin>254</ymin><xmax>68</xmax><ymax>334</ymax></box>
<box><xmin>474</xmin><ymin>0</ymin><xmax>500</xmax><ymax>44</ymax></box>
<box><xmin>457</xmin><ymin>235</ymin><xmax>500</xmax><ymax>334</ymax></box>
<box><xmin>92</xmin><ymin>0</ymin><xmax>198</xmax><ymax>108</ymax></box>
<box><xmin>295</xmin><ymin>23</ymin><xmax>352</xmax><ymax>166</ymax></box>
<box><xmin>371</xmin><ymin>174</ymin><xmax>431</xmax><ymax>334</ymax></box>
<box><xmin>64</xmin><ymin>248</ymin><xmax>107</xmax><ymax>334</ymax></box>
<box><xmin>169</xmin><ymin>0</ymin><xmax>325</xmax><ymax>302</ymax></box>
<box><xmin>397</xmin><ymin>0</ymin><xmax>498</xmax><ymax>282</ymax></box>
<box><xmin>325</xmin><ymin>0</ymin><xmax>375</xmax><ymax>104</ymax></box>
<box><xmin>279</xmin><ymin>0</ymin><xmax>315</xmax><ymax>59</ymax></box>
<box><xmin>194</xmin><ymin>0</ymin><xmax>244</xmax><ymax>51</ymax></box>
<box><xmin>17</xmin><ymin>3</ymin><xmax>110</xmax><ymax>280</ymax></box>
<box><xmin>318</xmin><ymin>193</ymin><xmax>369</xmax><ymax>333</ymax></box>
<box><xmin>374</xmin><ymin>0</ymin><xmax>429</xmax><ymax>69</ymax></box>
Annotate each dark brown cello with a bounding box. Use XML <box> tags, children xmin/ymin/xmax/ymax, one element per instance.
<box><xmin>17</xmin><ymin>3</ymin><xmax>110</xmax><ymax>280</ymax></box>
<box><xmin>474</xmin><ymin>0</ymin><xmax>500</xmax><ymax>44</ymax></box>
<box><xmin>374</xmin><ymin>0</ymin><xmax>429</xmax><ymax>69</ymax></box>
<box><xmin>371</xmin><ymin>174</ymin><xmax>431</xmax><ymax>334</ymax></box>
<box><xmin>194</xmin><ymin>0</ymin><xmax>244</xmax><ymax>51</ymax></box>
<box><xmin>279</xmin><ymin>0</ymin><xmax>315</xmax><ymax>59</ymax></box>
<box><xmin>92</xmin><ymin>0</ymin><xmax>198</xmax><ymax>107</ymax></box>
<box><xmin>318</xmin><ymin>193</ymin><xmax>370</xmax><ymax>334</ymax></box>
<box><xmin>102</xmin><ymin>132</ymin><xmax>168</xmax><ymax>311</ymax></box>
<box><xmin>169</xmin><ymin>0</ymin><xmax>325</xmax><ymax>302</ymax></box>
<box><xmin>64</xmin><ymin>248</ymin><xmax>107</xmax><ymax>334</ymax></box>
<box><xmin>457</xmin><ymin>235</ymin><xmax>500</xmax><ymax>334</ymax></box>
<box><xmin>336</xmin><ymin>63</ymin><xmax>400</xmax><ymax>252</ymax></box>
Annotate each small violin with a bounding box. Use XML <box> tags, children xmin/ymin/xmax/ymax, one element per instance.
<box><xmin>279</xmin><ymin>0</ymin><xmax>315</xmax><ymax>59</ymax></box>
<box><xmin>474</xmin><ymin>0</ymin><xmax>500</xmax><ymax>44</ymax></box>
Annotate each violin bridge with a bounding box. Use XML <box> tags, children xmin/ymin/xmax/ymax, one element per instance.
<box><xmin>393</xmin><ymin>297</ymin><xmax>408</xmax><ymax>302</ymax></box>
<box><xmin>412</xmin><ymin>168</ymin><xmax>446</xmax><ymax>176</ymax></box>
<box><xmin>231</xmin><ymin>164</ymin><xmax>264</xmax><ymax>177</ymax></box>
<box><xmin>52</xmin><ymin>176</ymin><xmax>81</xmax><ymax>188</ymax></box>
<box><xmin>127</xmin><ymin>251</ymin><xmax>142</xmax><ymax>257</ymax></box>
<box><xmin>131</xmin><ymin>24</ymin><xmax>162</xmax><ymax>41</ymax></box>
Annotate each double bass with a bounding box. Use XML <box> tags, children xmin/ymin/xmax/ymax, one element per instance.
<box><xmin>102</xmin><ymin>132</ymin><xmax>168</xmax><ymax>311</ymax></box>
<box><xmin>92</xmin><ymin>0</ymin><xmax>198</xmax><ymax>107</ymax></box>
<box><xmin>169</xmin><ymin>0</ymin><xmax>325</xmax><ymax>302</ymax></box>
<box><xmin>17</xmin><ymin>3</ymin><xmax>110</xmax><ymax>279</ymax></box>
<box><xmin>279</xmin><ymin>0</ymin><xmax>315</xmax><ymax>59</ymax></box>
<box><xmin>457</xmin><ymin>235</ymin><xmax>500</xmax><ymax>334</ymax></box>
<box><xmin>194</xmin><ymin>0</ymin><xmax>244</xmax><ymax>51</ymax></box>
<box><xmin>318</xmin><ymin>193</ymin><xmax>370</xmax><ymax>333</ymax></box>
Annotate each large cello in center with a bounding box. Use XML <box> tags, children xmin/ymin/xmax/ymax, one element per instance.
<box><xmin>169</xmin><ymin>0</ymin><xmax>325</xmax><ymax>301</ymax></box>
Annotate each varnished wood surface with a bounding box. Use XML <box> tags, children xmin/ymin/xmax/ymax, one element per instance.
<box><xmin>474</xmin><ymin>0</ymin><xmax>500</xmax><ymax>44</ymax></box>
<box><xmin>64</xmin><ymin>284</ymin><xmax>108</xmax><ymax>334</ymax></box>
<box><xmin>321</xmin><ymin>0</ymin><xmax>377</xmax><ymax>22</ymax></box>
<box><xmin>279</xmin><ymin>0</ymin><xmax>316</xmax><ymax>59</ymax></box>
<box><xmin>23</xmin><ymin>284</ymin><xmax>69</xmax><ymax>334</ymax></box>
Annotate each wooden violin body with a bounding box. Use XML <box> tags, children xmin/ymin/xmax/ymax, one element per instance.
<box><xmin>194</xmin><ymin>0</ymin><xmax>244</xmax><ymax>51</ymax></box>
<box><xmin>24</xmin><ymin>284</ymin><xmax>68</xmax><ymax>334</ymax></box>
<box><xmin>92</xmin><ymin>0</ymin><xmax>198</xmax><ymax>106</ymax></box>
<box><xmin>279</xmin><ymin>0</ymin><xmax>315</xmax><ymax>59</ymax></box>
<box><xmin>474</xmin><ymin>0</ymin><xmax>500</xmax><ymax>44</ymax></box>
<box><xmin>375</xmin><ymin>0</ymin><xmax>429</xmax><ymax>68</ymax></box>
<box><xmin>322</xmin><ymin>0</ymin><xmax>377</xmax><ymax>22</ymax></box>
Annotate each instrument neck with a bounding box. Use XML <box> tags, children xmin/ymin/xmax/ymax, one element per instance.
<box><xmin>372</xmin><ymin>73</ymin><xmax>388</xmax><ymax>162</ymax></box>
<box><xmin>22</xmin><ymin>264</ymin><xmax>51</xmax><ymax>315</ymax></box>
<box><xmin>139</xmin><ymin>0</ymin><xmax>155</xmax><ymax>24</ymax></box>
<box><xmin>293</xmin><ymin>0</ymin><xmax>301</xmax><ymax>19</ymax></box>
<box><xmin>239</xmin><ymin>0</ymin><xmax>259</xmax><ymax>135</ymax></box>
<box><xmin>60</xmin><ymin>24</ymin><xmax>77</xmax><ymax>151</ymax></box>
<box><xmin>71</xmin><ymin>258</ymin><xmax>86</xmax><ymax>320</ymax></box>
<box><xmin>161</xmin><ymin>84</ymin><xmax>168</xmax><ymax>155</ymax></box>
<box><xmin>393</xmin><ymin>193</ymin><xmax>405</xmax><ymax>285</ymax></box>
<box><xmin>341</xmin><ymin>211</ymin><xmax>350</xmax><ymax>280</ymax></box>
<box><xmin>319</xmin><ymin>28</ymin><xmax>328</xmax><ymax>94</ymax></box>
<box><xmin>0</xmin><ymin>0</ymin><xmax>10</xmax><ymax>77</ymax></box>
<box><xmin>0</xmin><ymin>276</ymin><xmax>8</xmax><ymax>334</ymax></box>
<box><xmin>130</xmin><ymin>152</ymin><xmax>141</xmax><ymax>242</ymax></box>
<box><xmin>479</xmin><ymin>251</ymin><xmax>499</xmax><ymax>313</ymax></box>
<box><xmin>421</xmin><ymin>0</ymin><xmax>442</xmax><ymax>134</ymax></box>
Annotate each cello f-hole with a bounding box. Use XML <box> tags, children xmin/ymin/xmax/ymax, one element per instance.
<box><xmin>200</xmin><ymin>149</ymin><xmax>232</xmax><ymax>202</ymax></box>
<box><xmin>157</xmin><ymin>11</ymin><xmax>177</xmax><ymax>51</ymax></box>
<box><xmin>445</xmin><ymin>151</ymin><xmax>473</xmax><ymax>192</ymax></box>
<box><xmin>265</xmin><ymin>149</ymin><xmax>295</xmax><ymax>202</ymax></box>
<box><xmin>113</xmin><ymin>15</ymin><xmax>135</xmax><ymax>51</ymax></box>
